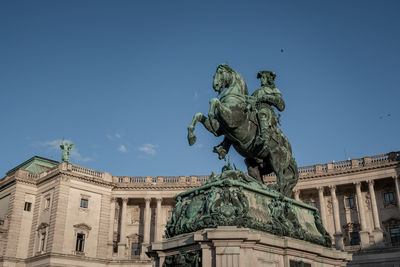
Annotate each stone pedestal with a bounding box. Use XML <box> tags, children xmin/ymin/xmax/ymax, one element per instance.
<box><xmin>149</xmin><ymin>226</ymin><xmax>351</xmax><ymax>267</ymax></box>
<box><xmin>359</xmin><ymin>230</ymin><xmax>370</xmax><ymax>247</ymax></box>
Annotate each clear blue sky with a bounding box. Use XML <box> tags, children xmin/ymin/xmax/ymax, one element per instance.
<box><xmin>1</xmin><ymin>0</ymin><xmax>399</xmax><ymax>177</ymax></box>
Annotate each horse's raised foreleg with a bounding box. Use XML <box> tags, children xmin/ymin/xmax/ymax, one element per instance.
<box><xmin>187</xmin><ymin>112</ymin><xmax>220</xmax><ymax>146</ymax></box>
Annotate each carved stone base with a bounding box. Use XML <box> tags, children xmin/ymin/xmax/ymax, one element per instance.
<box><xmin>359</xmin><ymin>230</ymin><xmax>370</xmax><ymax>248</ymax></box>
<box><xmin>149</xmin><ymin>226</ymin><xmax>351</xmax><ymax>267</ymax></box>
<box><xmin>372</xmin><ymin>228</ymin><xmax>384</xmax><ymax>246</ymax></box>
<box><xmin>334</xmin><ymin>233</ymin><xmax>344</xmax><ymax>250</ymax></box>
<box><xmin>165</xmin><ymin>168</ymin><xmax>332</xmax><ymax>247</ymax></box>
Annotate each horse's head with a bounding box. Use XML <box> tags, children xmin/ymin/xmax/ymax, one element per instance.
<box><xmin>213</xmin><ymin>64</ymin><xmax>234</xmax><ymax>95</ymax></box>
<box><xmin>213</xmin><ymin>64</ymin><xmax>248</xmax><ymax>96</ymax></box>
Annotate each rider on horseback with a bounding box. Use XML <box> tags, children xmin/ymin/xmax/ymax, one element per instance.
<box><xmin>251</xmin><ymin>70</ymin><xmax>285</xmax><ymax>149</ymax></box>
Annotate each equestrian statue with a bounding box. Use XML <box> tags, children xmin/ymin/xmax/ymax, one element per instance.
<box><xmin>187</xmin><ymin>64</ymin><xmax>298</xmax><ymax>197</ymax></box>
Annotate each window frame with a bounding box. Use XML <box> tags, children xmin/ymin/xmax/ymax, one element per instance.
<box><xmin>80</xmin><ymin>198</ymin><xmax>89</xmax><ymax>209</ymax></box>
<box><xmin>24</xmin><ymin>201</ymin><xmax>32</xmax><ymax>211</ymax></box>
<box><xmin>75</xmin><ymin>233</ymin><xmax>86</xmax><ymax>253</ymax></box>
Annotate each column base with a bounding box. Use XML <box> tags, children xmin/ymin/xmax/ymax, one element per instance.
<box><xmin>372</xmin><ymin>228</ymin><xmax>385</xmax><ymax>246</ymax></box>
<box><xmin>140</xmin><ymin>243</ymin><xmax>150</xmax><ymax>260</ymax></box>
<box><xmin>334</xmin><ymin>233</ymin><xmax>344</xmax><ymax>250</ymax></box>
<box><xmin>117</xmin><ymin>243</ymin><xmax>126</xmax><ymax>258</ymax></box>
<box><xmin>359</xmin><ymin>230</ymin><xmax>370</xmax><ymax>248</ymax></box>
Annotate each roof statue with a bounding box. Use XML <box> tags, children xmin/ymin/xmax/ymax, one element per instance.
<box><xmin>60</xmin><ymin>139</ymin><xmax>76</xmax><ymax>163</ymax></box>
<box><xmin>187</xmin><ymin>63</ymin><xmax>298</xmax><ymax>197</ymax></box>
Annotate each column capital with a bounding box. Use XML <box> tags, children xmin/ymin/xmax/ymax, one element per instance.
<box><xmin>317</xmin><ymin>186</ymin><xmax>325</xmax><ymax>192</ymax></box>
<box><xmin>367</xmin><ymin>180</ymin><xmax>375</xmax><ymax>186</ymax></box>
<box><xmin>293</xmin><ymin>189</ymin><xmax>299</xmax><ymax>194</ymax></box>
<box><xmin>353</xmin><ymin>181</ymin><xmax>362</xmax><ymax>187</ymax></box>
<box><xmin>110</xmin><ymin>197</ymin><xmax>117</xmax><ymax>203</ymax></box>
<box><xmin>392</xmin><ymin>175</ymin><xmax>399</xmax><ymax>180</ymax></box>
<box><xmin>329</xmin><ymin>185</ymin><xmax>336</xmax><ymax>191</ymax></box>
<box><xmin>156</xmin><ymin>196</ymin><xmax>163</xmax><ymax>202</ymax></box>
<box><xmin>144</xmin><ymin>197</ymin><xmax>152</xmax><ymax>203</ymax></box>
<box><xmin>122</xmin><ymin>197</ymin><xmax>129</xmax><ymax>204</ymax></box>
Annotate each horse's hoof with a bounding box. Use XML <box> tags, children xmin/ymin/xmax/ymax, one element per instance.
<box><xmin>188</xmin><ymin>134</ymin><xmax>197</xmax><ymax>146</ymax></box>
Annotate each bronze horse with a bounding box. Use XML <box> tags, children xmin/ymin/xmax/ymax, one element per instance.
<box><xmin>187</xmin><ymin>64</ymin><xmax>298</xmax><ymax>197</ymax></box>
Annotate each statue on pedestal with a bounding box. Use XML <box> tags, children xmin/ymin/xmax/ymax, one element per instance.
<box><xmin>187</xmin><ymin>64</ymin><xmax>298</xmax><ymax>197</ymax></box>
<box><xmin>60</xmin><ymin>139</ymin><xmax>76</xmax><ymax>163</ymax></box>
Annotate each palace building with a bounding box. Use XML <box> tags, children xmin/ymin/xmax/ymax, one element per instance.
<box><xmin>0</xmin><ymin>152</ymin><xmax>399</xmax><ymax>266</ymax></box>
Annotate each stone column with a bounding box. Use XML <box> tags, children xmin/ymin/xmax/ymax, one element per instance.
<box><xmin>118</xmin><ymin>198</ymin><xmax>128</xmax><ymax>257</ymax></box>
<box><xmin>293</xmin><ymin>189</ymin><xmax>300</xmax><ymax>201</ymax></box>
<box><xmin>108</xmin><ymin>197</ymin><xmax>117</xmax><ymax>257</ymax></box>
<box><xmin>155</xmin><ymin>197</ymin><xmax>163</xmax><ymax>242</ymax></box>
<box><xmin>393</xmin><ymin>176</ymin><xmax>400</xmax><ymax>213</ymax></box>
<box><xmin>141</xmin><ymin>197</ymin><xmax>152</xmax><ymax>259</ymax></box>
<box><xmin>367</xmin><ymin>180</ymin><xmax>384</xmax><ymax>244</ymax></box>
<box><xmin>317</xmin><ymin>187</ymin><xmax>327</xmax><ymax>227</ymax></box>
<box><xmin>329</xmin><ymin>185</ymin><xmax>343</xmax><ymax>250</ymax></box>
<box><xmin>354</xmin><ymin>182</ymin><xmax>369</xmax><ymax>247</ymax></box>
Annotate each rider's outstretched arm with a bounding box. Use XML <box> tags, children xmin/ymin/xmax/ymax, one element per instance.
<box><xmin>261</xmin><ymin>93</ymin><xmax>285</xmax><ymax>112</ymax></box>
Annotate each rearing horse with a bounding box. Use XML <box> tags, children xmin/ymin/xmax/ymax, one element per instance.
<box><xmin>187</xmin><ymin>64</ymin><xmax>298</xmax><ymax>197</ymax></box>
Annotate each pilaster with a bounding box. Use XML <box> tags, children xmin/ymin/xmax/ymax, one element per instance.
<box><xmin>354</xmin><ymin>181</ymin><xmax>369</xmax><ymax>247</ymax></box>
<box><xmin>108</xmin><ymin>197</ymin><xmax>117</xmax><ymax>257</ymax></box>
<box><xmin>47</xmin><ymin>177</ymin><xmax>70</xmax><ymax>253</ymax></box>
<box><xmin>317</xmin><ymin>186</ymin><xmax>327</xmax><ymax>227</ymax></box>
<box><xmin>329</xmin><ymin>185</ymin><xmax>343</xmax><ymax>250</ymax></box>
<box><xmin>393</xmin><ymin>175</ymin><xmax>400</xmax><ymax>213</ymax></box>
<box><xmin>155</xmin><ymin>197</ymin><xmax>163</xmax><ymax>242</ymax></box>
<box><xmin>141</xmin><ymin>197</ymin><xmax>152</xmax><ymax>259</ymax></box>
<box><xmin>118</xmin><ymin>197</ymin><xmax>128</xmax><ymax>258</ymax></box>
<box><xmin>96</xmin><ymin>193</ymin><xmax>111</xmax><ymax>259</ymax></box>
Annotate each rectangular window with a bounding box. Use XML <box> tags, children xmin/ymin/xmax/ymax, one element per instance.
<box><xmin>40</xmin><ymin>233</ymin><xmax>46</xmax><ymax>251</ymax></box>
<box><xmin>390</xmin><ymin>227</ymin><xmax>400</xmax><ymax>245</ymax></box>
<box><xmin>350</xmin><ymin>232</ymin><xmax>360</xmax><ymax>245</ymax></box>
<box><xmin>75</xmin><ymin>233</ymin><xmax>85</xmax><ymax>252</ymax></box>
<box><xmin>24</xmin><ymin>202</ymin><xmax>32</xmax><ymax>211</ymax></box>
<box><xmin>131</xmin><ymin>242</ymin><xmax>141</xmax><ymax>256</ymax></box>
<box><xmin>80</xmin><ymin>198</ymin><xmax>88</xmax><ymax>209</ymax></box>
<box><xmin>345</xmin><ymin>197</ymin><xmax>355</xmax><ymax>208</ymax></box>
<box><xmin>44</xmin><ymin>197</ymin><xmax>50</xmax><ymax>209</ymax></box>
<box><xmin>290</xmin><ymin>260</ymin><xmax>311</xmax><ymax>267</ymax></box>
<box><xmin>384</xmin><ymin>192</ymin><xmax>395</xmax><ymax>203</ymax></box>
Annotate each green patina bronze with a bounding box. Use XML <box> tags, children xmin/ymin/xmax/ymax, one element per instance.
<box><xmin>165</xmin><ymin>163</ymin><xmax>332</xmax><ymax>247</ymax></box>
<box><xmin>60</xmin><ymin>139</ymin><xmax>76</xmax><ymax>163</ymax></box>
<box><xmin>172</xmin><ymin>64</ymin><xmax>332</xmax><ymax>250</ymax></box>
<box><xmin>163</xmin><ymin>250</ymin><xmax>201</xmax><ymax>267</ymax></box>
<box><xmin>188</xmin><ymin>64</ymin><xmax>298</xmax><ymax>197</ymax></box>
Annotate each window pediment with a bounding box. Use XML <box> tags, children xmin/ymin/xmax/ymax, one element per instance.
<box><xmin>73</xmin><ymin>223</ymin><xmax>92</xmax><ymax>231</ymax></box>
<box><xmin>37</xmin><ymin>222</ymin><xmax>49</xmax><ymax>230</ymax></box>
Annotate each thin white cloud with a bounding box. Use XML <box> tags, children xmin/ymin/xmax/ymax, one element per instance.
<box><xmin>118</xmin><ymin>145</ymin><xmax>127</xmax><ymax>153</ymax></box>
<box><xmin>106</xmin><ymin>132</ymin><xmax>122</xmax><ymax>141</ymax></box>
<box><xmin>37</xmin><ymin>139</ymin><xmax>93</xmax><ymax>163</ymax></box>
<box><xmin>138</xmin><ymin>144</ymin><xmax>158</xmax><ymax>156</ymax></box>
<box><xmin>194</xmin><ymin>91</ymin><xmax>199</xmax><ymax>101</ymax></box>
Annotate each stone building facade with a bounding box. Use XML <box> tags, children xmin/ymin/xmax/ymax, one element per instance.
<box><xmin>0</xmin><ymin>152</ymin><xmax>399</xmax><ymax>267</ymax></box>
